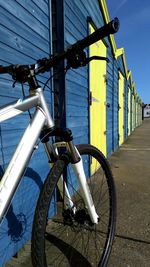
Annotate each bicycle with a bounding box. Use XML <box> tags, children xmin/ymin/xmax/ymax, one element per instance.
<box><xmin>0</xmin><ymin>18</ymin><xmax>119</xmax><ymax>267</ymax></box>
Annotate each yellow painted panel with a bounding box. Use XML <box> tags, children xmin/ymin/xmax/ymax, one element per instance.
<box><xmin>139</xmin><ymin>104</ymin><xmax>142</xmax><ymax>125</ymax></box>
<box><xmin>136</xmin><ymin>102</ymin><xmax>138</xmax><ymax>127</ymax></box>
<box><xmin>118</xmin><ymin>71</ymin><xmax>124</xmax><ymax>145</ymax></box>
<box><xmin>128</xmin><ymin>87</ymin><xmax>131</xmax><ymax>136</ymax></box>
<box><xmin>140</xmin><ymin>105</ymin><xmax>142</xmax><ymax>125</ymax></box>
<box><xmin>138</xmin><ymin>105</ymin><xmax>140</xmax><ymax>126</ymax></box>
<box><xmin>89</xmin><ymin>23</ymin><xmax>107</xmax><ymax>173</ymax></box>
<box><xmin>132</xmin><ymin>95</ymin><xmax>135</xmax><ymax>131</ymax></box>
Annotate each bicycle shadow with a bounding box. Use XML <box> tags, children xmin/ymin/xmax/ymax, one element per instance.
<box><xmin>46</xmin><ymin>233</ymin><xmax>92</xmax><ymax>267</ymax></box>
<box><xmin>1</xmin><ymin>166</ymin><xmax>43</xmax><ymax>241</ymax></box>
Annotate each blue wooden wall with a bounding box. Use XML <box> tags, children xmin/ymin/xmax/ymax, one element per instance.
<box><xmin>130</xmin><ymin>90</ymin><xmax>133</xmax><ymax>134</ymax></box>
<box><xmin>106</xmin><ymin>50</ymin><xmax>119</xmax><ymax>156</ymax></box>
<box><xmin>124</xmin><ymin>79</ymin><xmax>128</xmax><ymax>139</ymax></box>
<box><xmin>113</xmin><ymin>61</ymin><xmax>119</xmax><ymax>151</ymax></box>
<box><xmin>106</xmin><ymin>50</ymin><xmax>114</xmax><ymax>157</ymax></box>
<box><xmin>63</xmin><ymin>0</ymin><xmax>129</xmax><ymax>156</ymax></box>
<box><xmin>117</xmin><ymin>55</ymin><xmax>128</xmax><ymax>144</ymax></box>
<box><xmin>0</xmin><ymin>1</ymin><xmax>53</xmax><ymax>265</ymax></box>
<box><xmin>127</xmin><ymin>81</ymin><xmax>133</xmax><ymax>136</ymax></box>
<box><xmin>64</xmin><ymin>0</ymin><xmax>104</xmax><ymax>145</ymax></box>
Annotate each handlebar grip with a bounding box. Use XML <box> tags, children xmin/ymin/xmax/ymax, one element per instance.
<box><xmin>0</xmin><ymin>65</ymin><xmax>13</xmax><ymax>74</ymax></box>
<box><xmin>75</xmin><ymin>17</ymin><xmax>119</xmax><ymax>50</ymax></box>
<box><xmin>0</xmin><ymin>65</ymin><xmax>7</xmax><ymax>74</ymax></box>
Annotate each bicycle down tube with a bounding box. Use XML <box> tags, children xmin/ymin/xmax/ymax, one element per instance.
<box><xmin>0</xmin><ymin>88</ymin><xmax>54</xmax><ymax>222</ymax></box>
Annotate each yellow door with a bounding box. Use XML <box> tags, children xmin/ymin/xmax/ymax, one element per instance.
<box><xmin>89</xmin><ymin>23</ymin><xmax>107</xmax><ymax>172</ymax></box>
<box><xmin>118</xmin><ymin>71</ymin><xmax>124</xmax><ymax>145</ymax></box>
<box><xmin>128</xmin><ymin>87</ymin><xmax>131</xmax><ymax>136</ymax></box>
<box><xmin>138</xmin><ymin>104</ymin><xmax>140</xmax><ymax>126</ymax></box>
<box><xmin>132</xmin><ymin>95</ymin><xmax>135</xmax><ymax>131</ymax></box>
<box><xmin>136</xmin><ymin>102</ymin><xmax>138</xmax><ymax>127</ymax></box>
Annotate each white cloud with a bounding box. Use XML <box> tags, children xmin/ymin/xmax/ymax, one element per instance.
<box><xmin>112</xmin><ymin>0</ymin><xmax>128</xmax><ymax>15</ymax></box>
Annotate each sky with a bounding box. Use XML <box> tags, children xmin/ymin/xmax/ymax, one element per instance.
<box><xmin>106</xmin><ymin>0</ymin><xmax>150</xmax><ymax>104</ymax></box>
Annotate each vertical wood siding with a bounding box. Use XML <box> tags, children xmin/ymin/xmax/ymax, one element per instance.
<box><xmin>64</xmin><ymin>0</ymin><xmax>104</xmax><ymax>145</ymax></box>
<box><xmin>64</xmin><ymin>0</ymin><xmax>121</xmax><ymax>158</ymax></box>
<box><xmin>128</xmin><ymin>86</ymin><xmax>131</xmax><ymax>136</ymax></box>
<box><xmin>118</xmin><ymin>70</ymin><xmax>125</xmax><ymax>146</ymax></box>
<box><xmin>132</xmin><ymin>94</ymin><xmax>135</xmax><ymax>131</ymax></box>
<box><xmin>106</xmin><ymin>49</ymin><xmax>119</xmax><ymax>157</ymax></box>
<box><xmin>0</xmin><ymin>1</ymin><xmax>53</xmax><ymax>265</ymax></box>
<box><xmin>89</xmin><ymin>23</ymin><xmax>107</xmax><ymax>157</ymax></box>
<box><xmin>124</xmin><ymin>79</ymin><xmax>128</xmax><ymax>139</ymax></box>
<box><xmin>113</xmin><ymin>61</ymin><xmax>119</xmax><ymax>151</ymax></box>
<box><xmin>106</xmin><ymin>51</ymin><xmax>113</xmax><ymax>157</ymax></box>
<box><xmin>63</xmin><ymin>0</ymin><xmax>111</xmax><ymax>192</ymax></box>
<box><xmin>63</xmin><ymin>0</ymin><xmax>142</xmax><ymax>151</ymax></box>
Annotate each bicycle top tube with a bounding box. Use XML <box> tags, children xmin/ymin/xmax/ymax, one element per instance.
<box><xmin>0</xmin><ymin>18</ymin><xmax>119</xmax><ymax>86</ymax></box>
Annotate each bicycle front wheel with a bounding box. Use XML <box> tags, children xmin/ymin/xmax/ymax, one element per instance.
<box><xmin>31</xmin><ymin>144</ymin><xmax>116</xmax><ymax>267</ymax></box>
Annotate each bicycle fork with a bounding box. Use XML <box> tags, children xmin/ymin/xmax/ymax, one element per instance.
<box><xmin>71</xmin><ymin>152</ymin><xmax>99</xmax><ymax>224</ymax></box>
<box><xmin>47</xmin><ymin>141</ymin><xmax>99</xmax><ymax>225</ymax></box>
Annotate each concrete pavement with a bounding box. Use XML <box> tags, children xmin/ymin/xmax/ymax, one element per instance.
<box><xmin>108</xmin><ymin>118</ymin><xmax>150</xmax><ymax>267</ymax></box>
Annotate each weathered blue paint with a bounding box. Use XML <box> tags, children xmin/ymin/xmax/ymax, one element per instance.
<box><xmin>63</xmin><ymin>0</ymin><xmax>105</xmax><ymax>145</ymax></box>
<box><xmin>106</xmin><ymin>51</ymin><xmax>113</xmax><ymax>157</ymax></box>
<box><xmin>63</xmin><ymin>0</ymin><xmax>126</xmax><ymax>157</ymax></box>
<box><xmin>124</xmin><ymin>79</ymin><xmax>128</xmax><ymax>140</ymax></box>
<box><xmin>113</xmin><ymin>61</ymin><xmax>119</xmax><ymax>151</ymax></box>
<box><xmin>130</xmin><ymin>91</ymin><xmax>133</xmax><ymax>133</ymax></box>
<box><xmin>128</xmin><ymin>84</ymin><xmax>133</xmax><ymax>135</ymax></box>
<box><xmin>116</xmin><ymin>55</ymin><xmax>127</xmax><ymax>143</ymax></box>
<box><xmin>127</xmin><ymin>85</ymin><xmax>132</xmax><ymax>135</ymax></box>
<box><xmin>0</xmin><ymin>1</ymin><xmax>53</xmax><ymax>265</ymax></box>
<box><xmin>106</xmin><ymin>50</ymin><xmax>119</xmax><ymax>157</ymax></box>
<box><xmin>134</xmin><ymin>96</ymin><xmax>136</xmax><ymax>129</ymax></box>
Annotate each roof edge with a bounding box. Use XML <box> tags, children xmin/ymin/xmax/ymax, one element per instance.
<box><xmin>100</xmin><ymin>0</ymin><xmax>117</xmax><ymax>56</ymax></box>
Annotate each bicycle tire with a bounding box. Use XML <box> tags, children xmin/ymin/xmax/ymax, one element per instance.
<box><xmin>31</xmin><ymin>144</ymin><xmax>116</xmax><ymax>267</ymax></box>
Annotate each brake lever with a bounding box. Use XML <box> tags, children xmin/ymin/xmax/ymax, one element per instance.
<box><xmin>85</xmin><ymin>56</ymin><xmax>110</xmax><ymax>64</ymax></box>
<box><xmin>65</xmin><ymin>46</ymin><xmax>110</xmax><ymax>71</ymax></box>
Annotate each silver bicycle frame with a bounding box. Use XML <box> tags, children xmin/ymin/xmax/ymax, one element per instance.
<box><xmin>0</xmin><ymin>88</ymin><xmax>54</xmax><ymax>222</ymax></box>
<box><xmin>0</xmin><ymin>87</ymin><xmax>99</xmax><ymax>224</ymax></box>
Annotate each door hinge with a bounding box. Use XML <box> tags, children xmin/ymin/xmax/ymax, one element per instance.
<box><xmin>118</xmin><ymin>104</ymin><xmax>121</xmax><ymax>110</ymax></box>
<box><xmin>103</xmin><ymin>74</ymin><xmax>108</xmax><ymax>84</ymax></box>
<box><xmin>89</xmin><ymin>91</ymin><xmax>92</xmax><ymax>106</ymax></box>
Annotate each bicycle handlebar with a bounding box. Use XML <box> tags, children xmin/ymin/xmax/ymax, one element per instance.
<box><xmin>71</xmin><ymin>17</ymin><xmax>119</xmax><ymax>50</ymax></box>
<box><xmin>37</xmin><ymin>17</ymin><xmax>119</xmax><ymax>70</ymax></box>
<box><xmin>0</xmin><ymin>18</ymin><xmax>119</xmax><ymax>81</ymax></box>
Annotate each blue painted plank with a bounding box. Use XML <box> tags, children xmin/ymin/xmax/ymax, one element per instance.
<box><xmin>0</xmin><ymin>2</ymin><xmax>49</xmax><ymax>40</ymax></box>
<box><xmin>16</xmin><ymin>0</ymin><xmax>49</xmax><ymax>25</ymax></box>
<box><xmin>0</xmin><ymin>7</ymin><xmax>49</xmax><ymax>53</ymax></box>
<box><xmin>32</xmin><ymin>0</ymin><xmax>49</xmax><ymax>16</ymax></box>
<box><xmin>0</xmin><ymin>25</ymin><xmax>48</xmax><ymax>61</ymax></box>
<box><xmin>0</xmin><ymin>0</ymin><xmax>52</xmax><ymax>265</ymax></box>
<box><xmin>64</xmin><ymin>0</ymin><xmax>103</xmax><ymax>146</ymax></box>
